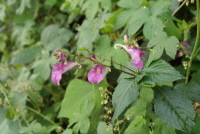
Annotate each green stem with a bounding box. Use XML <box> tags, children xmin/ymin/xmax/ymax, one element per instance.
<box><xmin>185</xmin><ymin>0</ymin><xmax>200</xmax><ymax>83</ymax></box>
<box><xmin>26</xmin><ymin>106</ymin><xmax>57</xmax><ymax>125</ymax></box>
<box><xmin>172</xmin><ymin>0</ymin><xmax>187</xmax><ymax>16</ymax></box>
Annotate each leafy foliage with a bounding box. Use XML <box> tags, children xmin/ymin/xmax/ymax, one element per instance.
<box><xmin>112</xmin><ymin>79</ymin><xmax>139</xmax><ymax>121</ymax></box>
<box><xmin>1</xmin><ymin>0</ymin><xmax>200</xmax><ymax>133</ymax></box>
<box><xmin>154</xmin><ymin>86</ymin><xmax>195</xmax><ymax>131</ymax></box>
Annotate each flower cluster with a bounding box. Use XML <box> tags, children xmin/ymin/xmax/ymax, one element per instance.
<box><xmin>51</xmin><ymin>51</ymin><xmax>106</xmax><ymax>85</ymax></box>
<box><xmin>51</xmin><ymin>35</ymin><xmax>147</xmax><ymax>85</ymax></box>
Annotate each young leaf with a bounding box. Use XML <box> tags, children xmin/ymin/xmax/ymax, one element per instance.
<box><xmin>97</xmin><ymin>122</ymin><xmax>113</xmax><ymax>134</ymax></box>
<box><xmin>146</xmin><ymin>31</ymin><xmax>179</xmax><ymax>65</ymax></box>
<box><xmin>174</xmin><ymin>83</ymin><xmax>200</xmax><ymax>102</ymax></box>
<box><xmin>154</xmin><ymin>86</ymin><xmax>195</xmax><ymax>131</ymax></box>
<box><xmin>112</xmin><ymin>79</ymin><xmax>139</xmax><ymax>121</ymax></box>
<box><xmin>142</xmin><ymin>60</ymin><xmax>184</xmax><ymax>84</ymax></box>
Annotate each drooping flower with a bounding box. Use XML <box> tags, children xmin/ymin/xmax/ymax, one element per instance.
<box><xmin>114</xmin><ymin>44</ymin><xmax>147</xmax><ymax>71</ymax></box>
<box><xmin>88</xmin><ymin>65</ymin><xmax>106</xmax><ymax>84</ymax></box>
<box><xmin>51</xmin><ymin>62</ymin><xmax>81</xmax><ymax>86</ymax></box>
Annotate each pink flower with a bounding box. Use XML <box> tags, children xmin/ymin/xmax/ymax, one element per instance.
<box><xmin>88</xmin><ymin>65</ymin><xmax>106</xmax><ymax>84</ymax></box>
<box><xmin>181</xmin><ymin>41</ymin><xmax>190</xmax><ymax>47</ymax></box>
<box><xmin>177</xmin><ymin>41</ymin><xmax>190</xmax><ymax>57</ymax></box>
<box><xmin>51</xmin><ymin>62</ymin><xmax>81</xmax><ymax>86</ymax></box>
<box><xmin>114</xmin><ymin>44</ymin><xmax>147</xmax><ymax>71</ymax></box>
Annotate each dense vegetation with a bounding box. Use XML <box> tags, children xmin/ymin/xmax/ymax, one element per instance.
<box><xmin>0</xmin><ymin>0</ymin><xmax>200</xmax><ymax>134</ymax></box>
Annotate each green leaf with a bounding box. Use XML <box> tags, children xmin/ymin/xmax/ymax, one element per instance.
<box><xmin>193</xmin><ymin>116</ymin><xmax>200</xmax><ymax>133</ymax></box>
<box><xmin>16</xmin><ymin>0</ymin><xmax>31</xmax><ymax>14</ymax></box>
<box><xmin>142</xmin><ymin>60</ymin><xmax>184</xmax><ymax>84</ymax></box>
<box><xmin>41</xmin><ymin>24</ymin><xmax>73</xmax><ymax>51</ymax></box>
<box><xmin>127</xmin><ymin>6</ymin><xmax>149</xmax><ymax>35</ymax></box>
<box><xmin>95</xmin><ymin>35</ymin><xmax>112</xmax><ymax>66</ymax></box>
<box><xmin>114</xmin><ymin>9</ymin><xmax>133</xmax><ymax>30</ymax></box>
<box><xmin>97</xmin><ymin>122</ymin><xmax>113</xmax><ymax>134</ymax></box>
<box><xmin>62</xmin><ymin>129</ymin><xmax>72</xmax><ymax>134</ymax></box>
<box><xmin>69</xmin><ymin>100</ymin><xmax>94</xmax><ymax>133</ymax></box>
<box><xmin>117</xmin><ymin>0</ymin><xmax>144</xmax><ymax>9</ymax></box>
<box><xmin>33</xmin><ymin>59</ymin><xmax>50</xmax><ymax>81</ymax></box>
<box><xmin>81</xmin><ymin>0</ymin><xmax>99</xmax><ymax>19</ymax></box>
<box><xmin>0</xmin><ymin>4</ymin><xmax>6</xmax><ymax>21</ymax></box>
<box><xmin>59</xmin><ymin>79</ymin><xmax>94</xmax><ymax>118</ymax></box>
<box><xmin>146</xmin><ymin>32</ymin><xmax>179</xmax><ymax>65</ymax></box>
<box><xmin>125</xmin><ymin>87</ymin><xmax>153</xmax><ymax>117</ymax></box>
<box><xmin>143</xmin><ymin>16</ymin><xmax>163</xmax><ymax>40</ymax></box>
<box><xmin>174</xmin><ymin>83</ymin><xmax>200</xmax><ymax>102</ymax></box>
<box><xmin>153</xmin><ymin>118</ymin><xmax>176</xmax><ymax>134</ymax></box>
<box><xmin>77</xmin><ymin>12</ymin><xmax>112</xmax><ymax>53</ymax></box>
<box><xmin>124</xmin><ymin>123</ymin><xmax>149</xmax><ymax>134</ymax></box>
<box><xmin>154</xmin><ymin>86</ymin><xmax>195</xmax><ymax>131</ymax></box>
<box><xmin>11</xmin><ymin>46</ymin><xmax>41</xmax><ymax>64</ymax></box>
<box><xmin>150</xmin><ymin>0</ymin><xmax>171</xmax><ymax>16</ymax></box>
<box><xmin>112</xmin><ymin>79</ymin><xmax>139</xmax><ymax>121</ymax></box>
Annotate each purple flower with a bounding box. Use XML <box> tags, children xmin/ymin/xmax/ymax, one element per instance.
<box><xmin>88</xmin><ymin>65</ymin><xmax>106</xmax><ymax>84</ymax></box>
<box><xmin>114</xmin><ymin>44</ymin><xmax>147</xmax><ymax>71</ymax></box>
<box><xmin>51</xmin><ymin>62</ymin><xmax>81</xmax><ymax>86</ymax></box>
<box><xmin>177</xmin><ymin>41</ymin><xmax>190</xmax><ymax>57</ymax></box>
<box><xmin>181</xmin><ymin>41</ymin><xmax>190</xmax><ymax>47</ymax></box>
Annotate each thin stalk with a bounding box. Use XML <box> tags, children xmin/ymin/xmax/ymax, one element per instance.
<box><xmin>185</xmin><ymin>0</ymin><xmax>200</xmax><ymax>83</ymax></box>
<box><xmin>172</xmin><ymin>0</ymin><xmax>187</xmax><ymax>16</ymax></box>
<box><xmin>26</xmin><ymin>106</ymin><xmax>57</xmax><ymax>125</ymax></box>
<box><xmin>67</xmin><ymin>53</ymin><xmax>137</xmax><ymax>76</ymax></box>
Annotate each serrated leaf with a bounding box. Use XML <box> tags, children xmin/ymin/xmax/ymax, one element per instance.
<box><xmin>154</xmin><ymin>118</ymin><xmax>176</xmax><ymax>134</ymax></box>
<box><xmin>142</xmin><ymin>60</ymin><xmax>184</xmax><ymax>84</ymax></box>
<box><xmin>125</xmin><ymin>87</ymin><xmax>153</xmax><ymax>117</ymax></box>
<box><xmin>41</xmin><ymin>24</ymin><xmax>73</xmax><ymax>51</ymax></box>
<box><xmin>97</xmin><ymin>122</ymin><xmax>113</xmax><ymax>134</ymax></box>
<box><xmin>154</xmin><ymin>86</ymin><xmax>195</xmax><ymax>131</ymax></box>
<box><xmin>143</xmin><ymin>16</ymin><xmax>163</xmax><ymax>40</ymax></box>
<box><xmin>150</xmin><ymin>0</ymin><xmax>171</xmax><ymax>16</ymax></box>
<box><xmin>146</xmin><ymin>32</ymin><xmax>179</xmax><ymax>65</ymax></box>
<box><xmin>128</xmin><ymin>6</ymin><xmax>149</xmax><ymax>35</ymax></box>
<box><xmin>112</xmin><ymin>79</ymin><xmax>139</xmax><ymax>121</ymax></box>
<box><xmin>174</xmin><ymin>83</ymin><xmax>200</xmax><ymax>103</ymax></box>
<box><xmin>11</xmin><ymin>46</ymin><xmax>41</xmax><ymax>64</ymax></box>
